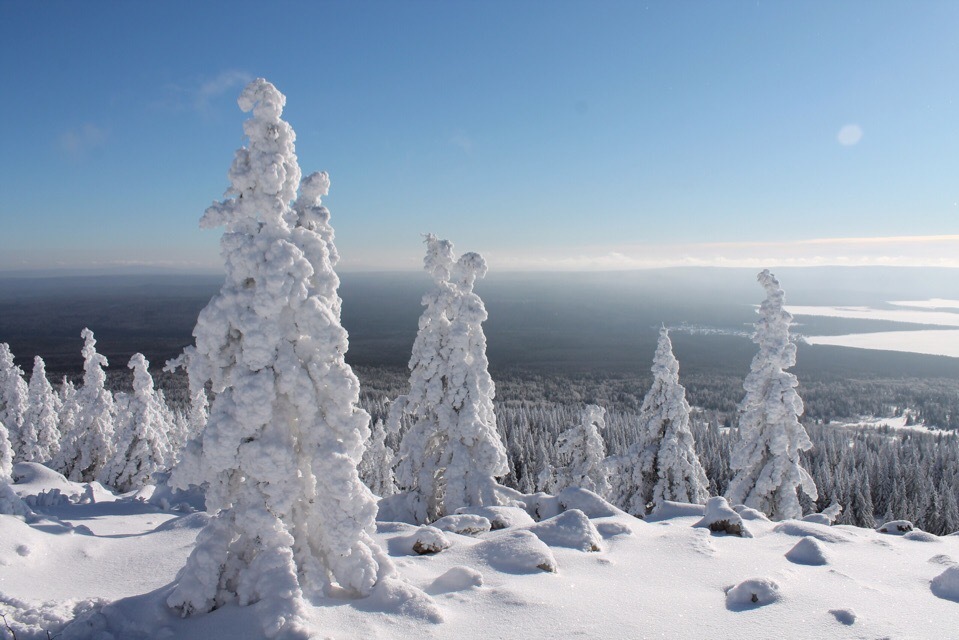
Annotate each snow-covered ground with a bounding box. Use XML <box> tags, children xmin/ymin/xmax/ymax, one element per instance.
<box><xmin>2</xmin><ymin>463</ymin><xmax>957</xmax><ymax>639</ymax></box>
<box><xmin>830</xmin><ymin>414</ymin><xmax>957</xmax><ymax>438</ymax></box>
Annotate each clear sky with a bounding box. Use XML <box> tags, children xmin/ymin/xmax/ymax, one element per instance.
<box><xmin>1</xmin><ymin>1</ymin><xmax>957</xmax><ymax>272</ymax></box>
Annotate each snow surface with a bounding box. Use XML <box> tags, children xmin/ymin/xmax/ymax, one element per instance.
<box><xmin>3</xmin><ymin>466</ymin><xmax>959</xmax><ymax>639</ymax></box>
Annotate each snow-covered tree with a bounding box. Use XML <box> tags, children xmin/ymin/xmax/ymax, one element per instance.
<box><xmin>19</xmin><ymin>356</ymin><xmax>62</xmax><ymax>463</ymax></box>
<box><xmin>617</xmin><ymin>328</ymin><xmax>709</xmax><ymax>516</ymax></box>
<box><xmin>359</xmin><ymin>419</ymin><xmax>396</xmax><ymax>498</ymax></box>
<box><xmin>0</xmin><ymin>343</ymin><xmax>28</xmax><ymax>459</ymax></box>
<box><xmin>552</xmin><ymin>404</ymin><xmax>611</xmax><ymax>497</ymax></box>
<box><xmin>55</xmin><ymin>329</ymin><xmax>115</xmax><ymax>482</ymax></box>
<box><xmin>164</xmin><ymin>349</ymin><xmax>209</xmax><ymax>454</ymax></box>
<box><xmin>101</xmin><ymin>354</ymin><xmax>172</xmax><ymax>492</ymax></box>
<box><xmin>725</xmin><ymin>270</ymin><xmax>818</xmax><ymax>520</ymax></box>
<box><xmin>167</xmin><ymin>79</ymin><xmax>391</xmax><ymax>621</ymax></box>
<box><xmin>0</xmin><ymin>418</ymin><xmax>29</xmax><ymax>516</ymax></box>
<box><xmin>390</xmin><ymin>235</ymin><xmax>509</xmax><ymax>523</ymax></box>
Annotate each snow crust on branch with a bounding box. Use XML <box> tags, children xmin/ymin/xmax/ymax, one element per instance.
<box><xmin>615</xmin><ymin>328</ymin><xmax>709</xmax><ymax>515</ymax></box>
<box><xmin>390</xmin><ymin>235</ymin><xmax>509</xmax><ymax>524</ymax></box>
<box><xmin>725</xmin><ymin>270</ymin><xmax>818</xmax><ymax>520</ymax></box>
<box><xmin>166</xmin><ymin>79</ymin><xmax>391</xmax><ymax>623</ymax></box>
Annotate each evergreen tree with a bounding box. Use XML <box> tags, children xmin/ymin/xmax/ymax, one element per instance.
<box><xmin>725</xmin><ymin>270</ymin><xmax>817</xmax><ymax>520</ymax></box>
<box><xmin>0</xmin><ymin>344</ymin><xmax>28</xmax><ymax>459</ymax></box>
<box><xmin>55</xmin><ymin>329</ymin><xmax>116</xmax><ymax>482</ymax></box>
<box><xmin>101</xmin><ymin>354</ymin><xmax>173</xmax><ymax>492</ymax></box>
<box><xmin>620</xmin><ymin>328</ymin><xmax>709</xmax><ymax>515</ymax></box>
<box><xmin>167</xmin><ymin>79</ymin><xmax>391</xmax><ymax>620</ymax></box>
<box><xmin>359</xmin><ymin>419</ymin><xmax>396</xmax><ymax>498</ymax></box>
<box><xmin>20</xmin><ymin>356</ymin><xmax>62</xmax><ymax>463</ymax></box>
<box><xmin>390</xmin><ymin>235</ymin><xmax>509</xmax><ymax>523</ymax></box>
<box><xmin>552</xmin><ymin>404</ymin><xmax>611</xmax><ymax>497</ymax></box>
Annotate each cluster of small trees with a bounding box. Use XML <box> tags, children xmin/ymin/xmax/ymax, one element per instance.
<box><xmin>0</xmin><ymin>331</ymin><xmax>202</xmax><ymax>504</ymax></box>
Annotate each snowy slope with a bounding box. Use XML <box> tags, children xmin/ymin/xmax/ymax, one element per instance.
<box><xmin>1</xmin><ymin>465</ymin><xmax>957</xmax><ymax>639</ymax></box>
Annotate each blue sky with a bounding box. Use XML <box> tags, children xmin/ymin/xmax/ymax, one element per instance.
<box><xmin>1</xmin><ymin>1</ymin><xmax>957</xmax><ymax>271</ymax></box>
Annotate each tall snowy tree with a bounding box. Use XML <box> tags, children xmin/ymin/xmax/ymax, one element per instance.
<box><xmin>725</xmin><ymin>270</ymin><xmax>818</xmax><ymax>520</ymax></box>
<box><xmin>618</xmin><ymin>328</ymin><xmax>709</xmax><ymax>516</ymax></box>
<box><xmin>167</xmin><ymin>79</ymin><xmax>391</xmax><ymax>622</ymax></box>
<box><xmin>552</xmin><ymin>404</ymin><xmax>612</xmax><ymax>497</ymax></box>
<box><xmin>390</xmin><ymin>235</ymin><xmax>509</xmax><ymax>523</ymax></box>
<box><xmin>19</xmin><ymin>356</ymin><xmax>62</xmax><ymax>463</ymax></box>
<box><xmin>0</xmin><ymin>418</ymin><xmax>29</xmax><ymax>516</ymax></box>
<box><xmin>0</xmin><ymin>344</ymin><xmax>28</xmax><ymax>459</ymax></box>
<box><xmin>55</xmin><ymin>329</ymin><xmax>115</xmax><ymax>482</ymax></box>
<box><xmin>101</xmin><ymin>354</ymin><xmax>172</xmax><ymax>492</ymax></box>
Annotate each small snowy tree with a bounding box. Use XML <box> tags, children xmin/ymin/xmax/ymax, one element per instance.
<box><xmin>619</xmin><ymin>328</ymin><xmax>709</xmax><ymax>516</ymax></box>
<box><xmin>359</xmin><ymin>419</ymin><xmax>396</xmax><ymax>497</ymax></box>
<box><xmin>552</xmin><ymin>404</ymin><xmax>611</xmax><ymax>497</ymax></box>
<box><xmin>0</xmin><ymin>419</ymin><xmax>29</xmax><ymax>516</ymax></box>
<box><xmin>0</xmin><ymin>343</ymin><xmax>28</xmax><ymax>459</ymax></box>
<box><xmin>167</xmin><ymin>79</ymin><xmax>391</xmax><ymax>621</ymax></box>
<box><xmin>390</xmin><ymin>235</ymin><xmax>509</xmax><ymax>523</ymax></box>
<box><xmin>725</xmin><ymin>270</ymin><xmax>818</xmax><ymax>520</ymax></box>
<box><xmin>100</xmin><ymin>354</ymin><xmax>172</xmax><ymax>492</ymax></box>
<box><xmin>19</xmin><ymin>356</ymin><xmax>62</xmax><ymax>463</ymax></box>
<box><xmin>55</xmin><ymin>329</ymin><xmax>115</xmax><ymax>482</ymax></box>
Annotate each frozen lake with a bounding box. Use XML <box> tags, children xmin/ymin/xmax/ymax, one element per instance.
<box><xmin>790</xmin><ymin>300</ymin><xmax>959</xmax><ymax>358</ymax></box>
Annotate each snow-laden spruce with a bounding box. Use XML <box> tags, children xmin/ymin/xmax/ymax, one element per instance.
<box><xmin>614</xmin><ymin>328</ymin><xmax>709</xmax><ymax>516</ymax></box>
<box><xmin>100</xmin><ymin>354</ymin><xmax>172</xmax><ymax>492</ymax></box>
<box><xmin>725</xmin><ymin>270</ymin><xmax>818</xmax><ymax>520</ymax></box>
<box><xmin>167</xmin><ymin>79</ymin><xmax>391</xmax><ymax>620</ymax></box>
<box><xmin>0</xmin><ymin>344</ymin><xmax>28</xmax><ymax>459</ymax></box>
<box><xmin>19</xmin><ymin>357</ymin><xmax>62</xmax><ymax>464</ymax></box>
<box><xmin>54</xmin><ymin>329</ymin><xmax>115</xmax><ymax>482</ymax></box>
<box><xmin>389</xmin><ymin>235</ymin><xmax>509</xmax><ymax>524</ymax></box>
<box><xmin>551</xmin><ymin>404</ymin><xmax>611</xmax><ymax>498</ymax></box>
<box><xmin>360</xmin><ymin>419</ymin><xmax>396</xmax><ymax>498</ymax></box>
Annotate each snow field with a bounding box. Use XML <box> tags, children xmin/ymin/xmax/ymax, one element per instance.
<box><xmin>2</xmin><ymin>466</ymin><xmax>958</xmax><ymax>639</ymax></box>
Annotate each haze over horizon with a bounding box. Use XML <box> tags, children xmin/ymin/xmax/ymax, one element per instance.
<box><xmin>1</xmin><ymin>1</ymin><xmax>957</xmax><ymax>272</ymax></box>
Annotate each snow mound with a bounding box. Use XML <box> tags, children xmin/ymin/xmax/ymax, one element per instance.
<box><xmin>432</xmin><ymin>514</ymin><xmax>491</xmax><ymax>536</ymax></box>
<box><xmin>0</xmin><ymin>483</ymin><xmax>31</xmax><ymax>516</ymax></box>
<box><xmin>525</xmin><ymin>509</ymin><xmax>602</xmax><ymax>552</ymax></box>
<box><xmin>802</xmin><ymin>503</ymin><xmax>842</xmax><ymax>526</ymax></box>
<box><xmin>12</xmin><ymin>462</ymin><xmax>75</xmax><ymax>492</ymax></box>
<box><xmin>694</xmin><ymin>497</ymin><xmax>751</xmax><ymax>537</ymax></box>
<box><xmin>772</xmin><ymin>521</ymin><xmax>851</xmax><ymax>544</ymax></box>
<box><xmin>930</xmin><ymin>565</ymin><xmax>959</xmax><ymax>602</ymax></box>
<box><xmin>903</xmin><ymin>530</ymin><xmax>938</xmax><ymax>542</ymax></box>
<box><xmin>724</xmin><ymin>578</ymin><xmax>782</xmax><ymax>610</ymax></box>
<box><xmin>829</xmin><ymin>608</ymin><xmax>856</xmax><ymax>625</ymax></box>
<box><xmin>390</xmin><ymin>526</ymin><xmax>452</xmax><ymax>555</ymax></box>
<box><xmin>427</xmin><ymin>566</ymin><xmax>484</xmax><ymax>594</ymax></box>
<box><xmin>455</xmin><ymin>505</ymin><xmax>534</xmax><ymax>530</ymax></box>
<box><xmin>148</xmin><ymin>471</ymin><xmax>205</xmax><ymax>512</ymax></box>
<box><xmin>361</xmin><ymin>578</ymin><xmax>443</xmax><ymax>623</ymax></box>
<box><xmin>928</xmin><ymin>554</ymin><xmax>956</xmax><ymax>566</ymax></box>
<box><xmin>645</xmin><ymin>500</ymin><xmax>705</xmax><ymax>522</ymax></box>
<box><xmin>732</xmin><ymin>504</ymin><xmax>769</xmax><ymax>521</ymax></box>
<box><xmin>151</xmin><ymin>512</ymin><xmax>212</xmax><ymax>533</ymax></box>
<box><xmin>785</xmin><ymin>536</ymin><xmax>829</xmax><ymax>566</ymax></box>
<box><xmin>595</xmin><ymin>521</ymin><xmax>634</xmax><ymax>539</ymax></box>
<box><xmin>476</xmin><ymin>530</ymin><xmax>558</xmax><ymax>574</ymax></box>
<box><xmin>556</xmin><ymin>487</ymin><xmax>626</xmax><ymax>519</ymax></box>
<box><xmin>877</xmin><ymin>520</ymin><xmax>913</xmax><ymax>535</ymax></box>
